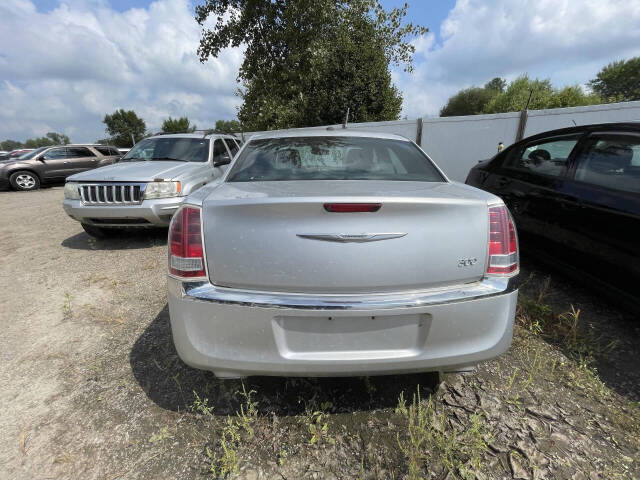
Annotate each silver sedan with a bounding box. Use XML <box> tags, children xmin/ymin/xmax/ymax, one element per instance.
<box><xmin>167</xmin><ymin>130</ymin><xmax>518</xmax><ymax>378</ymax></box>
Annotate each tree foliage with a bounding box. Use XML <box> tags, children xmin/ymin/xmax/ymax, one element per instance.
<box><xmin>196</xmin><ymin>0</ymin><xmax>427</xmax><ymax>130</ymax></box>
<box><xmin>103</xmin><ymin>109</ymin><xmax>147</xmax><ymax>147</ymax></box>
<box><xmin>483</xmin><ymin>76</ymin><xmax>601</xmax><ymax>114</ymax></box>
<box><xmin>588</xmin><ymin>57</ymin><xmax>640</xmax><ymax>101</ymax></box>
<box><xmin>1</xmin><ymin>132</ymin><xmax>70</xmax><ymax>150</ymax></box>
<box><xmin>214</xmin><ymin>119</ymin><xmax>242</xmax><ymax>133</ymax></box>
<box><xmin>162</xmin><ymin>116</ymin><xmax>196</xmax><ymax>133</ymax></box>
<box><xmin>440</xmin><ymin>78</ymin><xmax>506</xmax><ymax>116</ymax></box>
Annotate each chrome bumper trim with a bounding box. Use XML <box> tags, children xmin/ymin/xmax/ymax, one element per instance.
<box><xmin>172</xmin><ymin>276</ymin><xmax>518</xmax><ymax>311</ymax></box>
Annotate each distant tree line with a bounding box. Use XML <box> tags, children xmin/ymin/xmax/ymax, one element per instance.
<box><xmin>1</xmin><ymin>132</ymin><xmax>70</xmax><ymax>151</ymax></box>
<box><xmin>440</xmin><ymin>56</ymin><xmax>640</xmax><ymax>117</ymax></box>
<box><xmin>96</xmin><ymin>110</ymin><xmax>243</xmax><ymax>147</ymax></box>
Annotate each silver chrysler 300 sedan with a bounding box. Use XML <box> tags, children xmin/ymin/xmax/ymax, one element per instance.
<box><xmin>167</xmin><ymin>130</ymin><xmax>519</xmax><ymax>379</ymax></box>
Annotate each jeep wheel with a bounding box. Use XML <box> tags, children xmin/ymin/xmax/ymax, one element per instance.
<box><xmin>9</xmin><ymin>171</ymin><xmax>40</xmax><ymax>191</ymax></box>
<box><xmin>81</xmin><ymin>223</ymin><xmax>120</xmax><ymax>239</ymax></box>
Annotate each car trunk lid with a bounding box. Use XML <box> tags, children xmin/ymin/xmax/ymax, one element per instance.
<box><xmin>201</xmin><ymin>181</ymin><xmax>489</xmax><ymax>294</ymax></box>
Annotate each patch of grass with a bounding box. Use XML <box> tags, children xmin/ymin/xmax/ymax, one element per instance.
<box><xmin>149</xmin><ymin>426</ymin><xmax>171</xmax><ymax>443</ymax></box>
<box><xmin>62</xmin><ymin>293</ymin><xmax>73</xmax><ymax>318</ymax></box>
<box><xmin>396</xmin><ymin>388</ymin><xmax>489</xmax><ymax>479</ymax></box>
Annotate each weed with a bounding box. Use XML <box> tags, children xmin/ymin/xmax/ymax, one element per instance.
<box><xmin>363</xmin><ymin>376</ymin><xmax>377</xmax><ymax>395</ymax></box>
<box><xmin>62</xmin><ymin>293</ymin><xmax>73</xmax><ymax>318</ymax></box>
<box><xmin>397</xmin><ymin>388</ymin><xmax>489</xmax><ymax>480</ymax></box>
<box><xmin>205</xmin><ymin>417</ymin><xmax>241</xmax><ymax>478</ymax></box>
<box><xmin>235</xmin><ymin>382</ymin><xmax>258</xmax><ymax>438</ymax></box>
<box><xmin>301</xmin><ymin>399</ymin><xmax>334</xmax><ymax>446</ymax></box>
<box><xmin>149</xmin><ymin>426</ymin><xmax>171</xmax><ymax>443</ymax></box>
<box><xmin>192</xmin><ymin>391</ymin><xmax>214</xmax><ymax>416</ymax></box>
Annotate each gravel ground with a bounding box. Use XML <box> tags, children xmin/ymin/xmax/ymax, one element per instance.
<box><xmin>0</xmin><ymin>187</ymin><xmax>638</xmax><ymax>479</ymax></box>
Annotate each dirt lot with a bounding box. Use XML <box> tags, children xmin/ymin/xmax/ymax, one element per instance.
<box><xmin>1</xmin><ymin>187</ymin><xmax>639</xmax><ymax>479</ymax></box>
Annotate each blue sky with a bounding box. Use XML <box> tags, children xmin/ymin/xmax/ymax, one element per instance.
<box><xmin>2</xmin><ymin>0</ymin><xmax>640</xmax><ymax>142</ymax></box>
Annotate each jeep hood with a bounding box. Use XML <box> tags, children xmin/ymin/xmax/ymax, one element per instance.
<box><xmin>67</xmin><ymin>161</ymin><xmax>198</xmax><ymax>182</ymax></box>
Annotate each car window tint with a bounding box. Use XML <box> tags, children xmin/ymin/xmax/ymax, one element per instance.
<box><xmin>225</xmin><ymin>139</ymin><xmax>239</xmax><ymax>157</ymax></box>
<box><xmin>574</xmin><ymin>135</ymin><xmax>640</xmax><ymax>193</ymax></box>
<box><xmin>213</xmin><ymin>139</ymin><xmax>228</xmax><ymax>162</ymax></box>
<box><xmin>95</xmin><ymin>146</ymin><xmax>112</xmax><ymax>156</ymax></box>
<box><xmin>67</xmin><ymin>147</ymin><xmax>96</xmax><ymax>158</ymax></box>
<box><xmin>43</xmin><ymin>148</ymin><xmax>67</xmax><ymax>160</ymax></box>
<box><xmin>505</xmin><ymin>135</ymin><xmax>580</xmax><ymax>177</ymax></box>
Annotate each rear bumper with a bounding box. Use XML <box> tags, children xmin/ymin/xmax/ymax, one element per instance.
<box><xmin>62</xmin><ymin>197</ymin><xmax>184</xmax><ymax>227</ymax></box>
<box><xmin>168</xmin><ymin>276</ymin><xmax>518</xmax><ymax>378</ymax></box>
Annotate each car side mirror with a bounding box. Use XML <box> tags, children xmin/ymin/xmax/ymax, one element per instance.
<box><xmin>213</xmin><ymin>154</ymin><xmax>231</xmax><ymax>167</ymax></box>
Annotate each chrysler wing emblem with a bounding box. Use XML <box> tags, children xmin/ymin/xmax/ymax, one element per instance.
<box><xmin>296</xmin><ymin>233</ymin><xmax>407</xmax><ymax>243</ymax></box>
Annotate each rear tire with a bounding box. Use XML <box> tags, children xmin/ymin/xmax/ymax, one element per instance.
<box><xmin>9</xmin><ymin>171</ymin><xmax>40</xmax><ymax>191</ymax></box>
<box><xmin>81</xmin><ymin>223</ymin><xmax>120</xmax><ymax>239</ymax></box>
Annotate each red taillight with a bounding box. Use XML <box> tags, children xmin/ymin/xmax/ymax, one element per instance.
<box><xmin>324</xmin><ymin>203</ymin><xmax>381</xmax><ymax>213</ymax></box>
<box><xmin>169</xmin><ymin>206</ymin><xmax>206</xmax><ymax>278</ymax></box>
<box><xmin>486</xmin><ymin>205</ymin><xmax>518</xmax><ymax>276</ymax></box>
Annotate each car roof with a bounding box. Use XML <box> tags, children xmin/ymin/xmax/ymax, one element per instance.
<box><xmin>248</xmin><ymin>129</ymin><xmax>411</xmax><ymax>141</ymax></box>
<box><xmin>519</xmin><ymin>122</ymin><xmax>640</xmax><ymax>144</ymax></box>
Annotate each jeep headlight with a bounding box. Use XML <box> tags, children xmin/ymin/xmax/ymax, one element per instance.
<box><xmin>143</xmin><ymin>181</ymin><xmax>182</xmax><ymax>199</ymax></box>
<box><xmin>64</xmin><ymin>182</ymin><xmax>81</xmax><ymax>200</ymax></box>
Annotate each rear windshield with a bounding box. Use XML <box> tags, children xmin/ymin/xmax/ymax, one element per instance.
<box><xmin>121</xmin><ymin>137</ymin><xmax>209</xmax><ymax>163</ymax></box>
<box><xmin>227</xmin><ymin>136</ymin><xmax>445</xmax><ymax>182</ymax></box>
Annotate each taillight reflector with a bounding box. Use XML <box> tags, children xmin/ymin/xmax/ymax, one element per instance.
<box><xmin>169</xmin><ymin>206</ymin><xmax>206</xmax><ymax>278</ymax></box>
<box><xmin>324</xmin><ymin>203</ymin><xmax>381</xmax><ymax>213</ymax></box>
<box><xmin>487</xmin><ymin>205</ymin><xmax>518</xmax><ymax>276</ymax></box>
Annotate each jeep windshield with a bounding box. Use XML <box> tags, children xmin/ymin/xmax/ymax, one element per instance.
<box><xmin>121</xmin><ymin>138</ymin><xmax>209</xmax><ymax>163</ymax></box>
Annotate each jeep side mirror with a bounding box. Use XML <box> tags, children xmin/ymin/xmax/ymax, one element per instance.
<box><xmin>213</xmin><ymin>154</ymin><xmax>231</xmax><ymax>167</ymax></box>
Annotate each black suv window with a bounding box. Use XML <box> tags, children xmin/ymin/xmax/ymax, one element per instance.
<box><xmin>67</xmin><ymin>147</ymin><xmax>96</xmax><ymax>158</ymax></box>
<box><xmin>505</xmin><ymin>135</ymin><xmax>581</xmax><ymax>177</ymax></box>
<box><xmin>574</xmin><ymin>134</ymin><xmax>640</xmax><ymax>193</ymax></box>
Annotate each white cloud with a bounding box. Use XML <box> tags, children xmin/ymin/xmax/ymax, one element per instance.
<box><xmin>2</xmin><ymin>0</ymin><xmax>640</xmax><ymax>140</ymax></box>
<box><xmin>0</xmin><ymin>0</ymin><xmax>243</xmax><ymax>142</ymax></box>
<box><xmin>398</xmin><ymin>0</ymin><xmax>640</xmax><ymax>118</ymax></box>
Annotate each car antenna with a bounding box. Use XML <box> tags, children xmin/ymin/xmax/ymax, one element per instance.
<box><xmin>571</xmin><ymin>119</ymin><xmax>577</xmax><ymax>126</ymax></box>
<box><xmin>342</xmin><ymin>107</ymin><xmax>350</xmax><ymax>129</ymax></box>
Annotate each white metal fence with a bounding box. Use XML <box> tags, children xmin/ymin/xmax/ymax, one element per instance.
<box><xmin>243</xmin><ymin>101</ymin><xmax>640</xmax><ymax>182</ymax></box>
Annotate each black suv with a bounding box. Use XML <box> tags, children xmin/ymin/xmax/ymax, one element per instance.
<box><xmin>0</xmin><ymin>144</ymin><xmax>121</xmax><ymax>191</ymax></box>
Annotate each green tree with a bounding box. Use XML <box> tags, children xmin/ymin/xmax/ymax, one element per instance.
<box><xmin>440</xmin><ymin>77</ymin><xmax>506</xmax><ymax>116</ymax></box>
<box><xmin>162</xmin><ymin>116</ymin><xmax>196</xmax><ymax>133</ymax></box>
<box><xmin>484</xmin><ymin>77</ymin><xmax>506</xmax><ymax>92</ymax></box>
<box><xmin>1</xmin><ymin>139</ymin><xmax>26</xmax><ymax>150</ymax></box>
<box><xmin>214</xmin><ymin>119</ymin><xmax>242</xmax><ymax>133</ymax></box>
<box><xmin>23</xmin><ymin>132</ymin><xmax>71</xmax><ymax>148</ymax></box>
<box><xmin>196</xmin><ymin>0</ymin><xmax>427</xmax><ymax>130</ymax></box>
<box><xmin>588</xmin><ymin>57</ymin><xmax>640</xmax><ymax>101</ymax></box>
<box><xmin>2</xmin><ymin>132</ymin><xmax>70</xmax><ymax>150</ymax></box>
<box><xmin>103</xmin><ymin>109</ymin><xmax>147</xmax><ymax>147</ymax></box>
<box><xmin>482</xmin><ymin>75</ymin><xmax>600</xmax><ymax>114</ymax></box>
<box><xmin>440</xmin><ymin>87</ymin><xmax>497</xmax><ymax>117</ymax></box>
